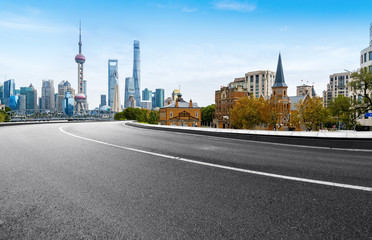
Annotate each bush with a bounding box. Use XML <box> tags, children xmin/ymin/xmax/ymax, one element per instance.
<box><xmin>114</xmin><ymin>107</ymin><xmax>159</xmax><ymax>124</ymax></box>
<box><xmin>0</xmin><ymin>110</ymin><xmax>10</xmax><ymax>122</ymax></box>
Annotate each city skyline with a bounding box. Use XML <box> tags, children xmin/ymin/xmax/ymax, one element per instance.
<box><xmin>0</xmin><ymin>1</ymin><xmax>371</xmax><ymax>108</ymax></box>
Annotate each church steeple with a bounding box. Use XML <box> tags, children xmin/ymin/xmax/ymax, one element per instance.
<box><xmin>273</xmin><ymin>53</ymin><xmax>287</xmax><ymax>88</ymax></box>
<box><xmin>271</xmin><ymin>52</ymin><xmax>291</xmax><ymax>130</ymax></box>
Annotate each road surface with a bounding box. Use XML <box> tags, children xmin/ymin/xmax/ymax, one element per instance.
<box><xmin>0</xmin><ymin>121</ymin><xmax>371</xmax><ymax>239</ymax></box>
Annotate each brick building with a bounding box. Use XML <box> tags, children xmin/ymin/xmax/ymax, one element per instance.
<box><xmin>159</xmin><ymin>94</ymin><xmax>201</xmax><ymax>127</ymax></box>
<box><xmin>213</xmin><ymin>85</ymin><xmax>249</xmax><ymax>128</ymax></box>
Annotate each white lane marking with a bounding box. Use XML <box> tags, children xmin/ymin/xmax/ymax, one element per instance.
<box><xmin>124</xmin><ymin>123</ymin><xmax>372</xmax><ymax>152</ymax></box>
<box><xmin>59</xmin><ymin>126</ymin><xmax>372</xmax><ymax>192</ymax></box>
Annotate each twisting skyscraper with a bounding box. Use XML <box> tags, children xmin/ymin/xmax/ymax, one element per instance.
<box><xmin>74</xmin><ymin>22</ymin><xmax>87</xmax><ymax>113</ymax></box>
<box><xmin>133</xmin><ymin>40</ymin><xmax>141</xmax><ymax>107</ymax></box>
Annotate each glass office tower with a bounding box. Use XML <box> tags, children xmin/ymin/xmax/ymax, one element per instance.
<box><xmin>41</xmin><ymin>79</ymin><xmax>55</xmax><ymax>111</ymax></box>
<box><xmin>63</xmin><ymin>91</ymin><xmax>74</xmax><ymax>116</ymax></box>
<box><xmin>100</xmin><ymin>94</ymin><xmax>106</xmax><ymax>108</ymax></box>
<box><xmin>155</xmin><ymin>88</ymin><xmax>164</xmax><ymax>108</ymax></box>
<box><xmin>20</xmin><ymin>84</ymin><xmax>38</xmax><ymax>113</ymax></box>
<box><xmin>108</xmin><ymin>59</ymin><xmax>118</xmax><ymax>107</ymax></box>
<box><xmin>133</xmin><ymin>40</ymin><xmax>141</xmax><ymax>107</ymax></box>
<box><xmin>4</xmin><ymin>79</ymin><xmax>15</xmax><ymax>100</ymax></box>
<box><xmin>124</xmin><ymin>77</ymin><xmax>135</xmax><ymax>108</ymax></box>
<box><xmin>0</xmin><ymin>84</ymin><xmax>4</xmax><ymax>104</ymax></box>
<box><xmin>142</xmin><ymin>88</ymin><xmax>152</xmax><ymax>101</ymax></box>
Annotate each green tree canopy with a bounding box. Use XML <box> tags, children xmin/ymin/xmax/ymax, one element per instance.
<box><xmin>114</xmin><ymin>107</ymin><xmax>159</xmax><ymax>124</ymax></box>
<box><xmin>296</xmin><ymin>97</ymin><xmax>329</xmax><ymax>131</ymax></box>
<box><xmin>349</xmin><ymin>68</ymin><xmax>372</xmax><ymax>116</ymax></box>
<box><xmin>230</xmin><ymin>96</ymin><xmax>264</xmax><ymax>129</ymax></box>
<box><xmin>328</xmin><ymin>95</ymin><xmax>355</xmax><ymax>129</ymax></box>
<box><xmin>0</xmin><ymin>109</ymin><xmax>10</xmax><ymax>122</ymax></box>
<box><xmin>201</xmin><ymin>104</ymin><xmax>215</xmax><ymax>124</ymax></box>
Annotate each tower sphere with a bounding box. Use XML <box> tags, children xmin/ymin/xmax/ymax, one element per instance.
<box><xmin>75</xmin><ymin>54</ymin><xmax>85</xmax><ymax>64</ymax></box>
<box><xmin>74</xmin><ymin>93</ymin><xmax>86</xmax><ymax>102</ymax></box>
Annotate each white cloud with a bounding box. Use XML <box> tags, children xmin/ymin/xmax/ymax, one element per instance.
<box><xmin>0</xmin><ymin>12</ymin><xmax>71</xmax><ymax>32</ymax></box>
<box><xmin>214</xmin><ymin>1</ymin><xmax>256</xmax><ymax>12</ymax></box>
<box><xmin>182</xmin><ymin>7</ymin><xmax>198</xmax><ymax>13</ymax></box>
<box><xmin>280</xmin><ymin>26</ymin><xmax>288</xmax><ymax>31</ymax></box>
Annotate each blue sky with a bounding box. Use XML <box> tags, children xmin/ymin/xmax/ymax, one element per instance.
<box><xmin>0</xmin><ymin>0</ymin><xmax>371</xmax><ymax>108</ymax></box>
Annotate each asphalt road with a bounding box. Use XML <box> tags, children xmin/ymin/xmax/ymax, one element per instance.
<box><xmin>0</xmin><ymin>121</ymin><xmax>371</xmax><ymax>239</ymax></box>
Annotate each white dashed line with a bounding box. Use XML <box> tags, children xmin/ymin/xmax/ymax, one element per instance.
<box><xmin>59</xmin><ymin>126</ymin><xmax>372</xmax><ymax>192</ymax></box>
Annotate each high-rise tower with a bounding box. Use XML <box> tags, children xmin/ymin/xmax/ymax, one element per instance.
<box><xmin>74</xmin><ymin>22</ymin><xmax>87</xmax><ymax>114</ymax></box>
<box><xmin>133</xmin><ymin>40</ymin><xmax>141</xmax><ymax>107</ymax></box>
<box><xmin>124</xmin><ymin>77</ymin><xmax>134</xmax><ymax>108</ymax></box>
<box><xmin>360</xmin><ymin>22</ymin><xmax>372</xmax><ymax>71</ymax></box>
<box><xmin>108</xmin><ymin>59</ymin><xmax>118</xmax><ymax>107</ymax></box>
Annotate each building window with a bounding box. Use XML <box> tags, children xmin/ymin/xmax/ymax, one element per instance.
<box><xmin>365</xmin><ymin>53</ymin><xmax>367</xmax><ymax>62</ymax></box>
<box><xmin>196</xmin><ymin>111</ymin><xmax>198</xmax><ymax>118</ymax></box>
<box><xmin>369</xmin><ymin>66</ymin><xmax>372</xmax><ymax>72</ymax></box>
<box><xmin>170</xmin><ymin>111</ymin><xmax>173</xmax><ymax>118</ymax></box>
<box><xmin>369</xmin><ymin>52</ymin><xmax>372</xmax><ymax>61</ymax></box>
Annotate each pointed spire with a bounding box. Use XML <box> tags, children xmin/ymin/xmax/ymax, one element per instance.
<box><xmin>78</xmin><ymin>20</ymin><xmax>82</xmax><ymax>54</ymax></box>
<box><xmin>273</xmin><ymin>53</ymin><xmax>287</xmax><ymax>88</ymax></box>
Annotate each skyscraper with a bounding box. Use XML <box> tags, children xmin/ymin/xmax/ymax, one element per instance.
<box><xmin>57</xmin><ymin>81</ymin><xmax>75</xmax><ymax>112</ymax></box>
<box><xmin>142</xmin><ymin>88</ymin><xmax>152</xmax><ymax>101</ymax></box>
<box><xmin>0</xmin><ymin>83</ymin><xmax>4</xmax><ymax>104</ymax></box>
<box><xmin>126</xmin><ymin>95</ymin><xmax>136</xmax><ymax>108</ymax></box>
<box><xmin>113</xmin><ymin>84</ymin><xmax>121</xmax><ymax>112</ymax></box>
<box><xmin>20</xmin><ymin>84</ymin><xmax>38</xmax><ymax>113</ymax></box>
<box><xmin>108</xmin><ymin>59</ymin><xmax>118</xmax><ymax>107</ymax></box>
<box><xmin>360</xmin><ymin>22</ymin><xmax>372</xmax><ymax>71</ymax></box>
<box><xmin>155</xmin><ymin>88</ymin><xmax>165</xmax><ymax>108</ymax></box>
<box><xmin>172</xmin><ymin>89</ymin><xmax>181</xmax><ymax>101</ymax></box>
<box><xmin>100</xmin><ymin>94</ymin><xmax>106</xmax><ymax>108</ymax></box>
<box><xmin>41</xmin><ymin>79</ymin><xmax>55</xmax><ymax>112</ymax></box>
<box><xmin>133</xmin><ymin>40</ymin><xmax>141</xmax><ymax>107</ymax></box>
<box><xmin>63</xmin><ymin>91</ymin><xmax>74</xmax><ymax>116</ymax></box>
<box><xmin>74</xmin><ymin>22</ymin><xmax>87</xmax><ymax>114</ymax></box>
<box><xmin>18</xmin><ymin>95</ymin><xmax>26</xmax><ymax>114</ymax></box>
<box><xmin>9</xmin><ymin>95</ymin><xmax>19</xmax><ymax>110</ymax></box>
<box><xmin>4</xmin><ymin>79</ymin><xmax>15</xmax><ymax>100</ymax></box>
<box><xmin>124</xmin><ymin>77</ymin><xmax>134</xmax><ymax>108</ymax></box>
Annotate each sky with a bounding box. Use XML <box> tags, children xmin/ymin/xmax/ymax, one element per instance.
<box><xmin>0</xmin><ymin>0</ymin><xmax>371</xmax><ymax>108</ymax></box>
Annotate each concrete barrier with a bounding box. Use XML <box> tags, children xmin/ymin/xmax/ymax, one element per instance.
<box><xmin>126</xmin><ymin>122</ymin><xmax>372</xmax><ymax>150</ymax></box>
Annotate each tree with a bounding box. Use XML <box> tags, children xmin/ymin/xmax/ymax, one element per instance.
<box><xmin>289</xmin><ymin>110</ymin><xmax>301</xmax><ymax>130</ymax></box>
<box><xmin>260</xmin><ymin>97</ymin><xmax>280</xmax><ymax>130</ymax></box>
<box><xmin>230</xmin><ymin>96</ymin><xmax>264</xmax><ymax>129</ymax></box>
<box><xmin>114</xmin><ymin>107</ymin><xmax>159</xmax><ymax>124</ymax></box>
<box><xmin>296</xmin><ymin>97</ymin><xmax>329</xmax><ymax>131</ymax></box>
<box><xmin>114</xmin><ymin>111</ymin><xmax>126</xmax><ymax>120</ymax></box>
<box><xmin>349</xmin><ymin>68</ymin><xmax>372</xmax><ymax>116</ymax></box>
<box><xmin>328</xmin><ymin>95</ymin><xmax>355</xmax><ymax>129</ymax></box>
<box><xmin>201</xmin><ymin>104</ymin><xmax>215</xmax><ymax>125</ymax></box>
<box><xmin>147</xmin><ymin>111</ymin><xmax>158</xmax><ymax>124</ymax></box>
<box><xmin>0</xmin><ymin>107</ymin><xmax>11</xmax><ymax>122</ymax></box>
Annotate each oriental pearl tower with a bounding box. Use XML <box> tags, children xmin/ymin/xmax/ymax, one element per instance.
<box><xmin>74</xmin><ymin>22</ymin><xmax>87</xmax><ymax>114</ymax></box>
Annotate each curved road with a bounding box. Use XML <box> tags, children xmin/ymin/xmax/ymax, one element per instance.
<box><xmin>0</xmin><ymin>122</ymin><xmax>371</xmax><ymax>239</ymax></box>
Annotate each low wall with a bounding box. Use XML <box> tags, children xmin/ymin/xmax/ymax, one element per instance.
<box><xmin>126</xmin><ymin>122</ymin><xmax>372</xmax><ymax>150</ymax></box>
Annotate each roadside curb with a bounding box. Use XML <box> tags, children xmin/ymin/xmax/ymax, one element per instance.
<box><xmin>0</xmin><ymin>120</ymin><xmax>114</xmax><ymax>127</ymax></box>
<box><xmin>126</xmin><ymin>122</ymin><xmax>372</xmax><ymax>150</ymax></box>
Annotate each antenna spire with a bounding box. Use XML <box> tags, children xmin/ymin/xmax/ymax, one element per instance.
<box><xmin>78</xmin><ymin>20</ymin><xmax>82</xmax><ymax>54</ymax></box>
